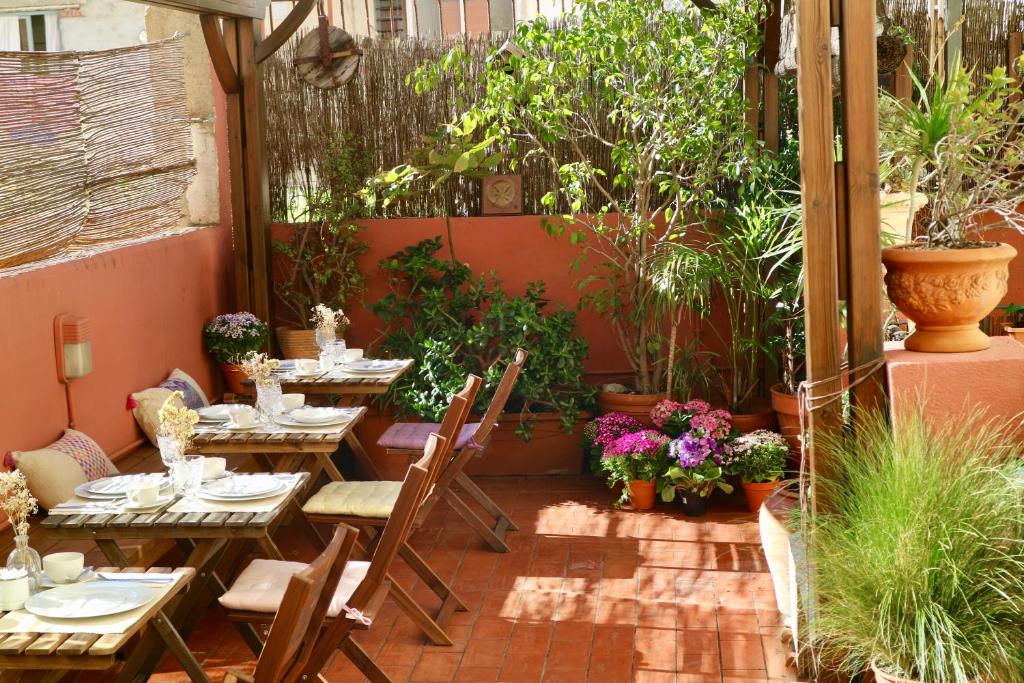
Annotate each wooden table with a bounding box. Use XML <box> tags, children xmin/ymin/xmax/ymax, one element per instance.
<box><xmin>245</xmin><ymin>359</ymin><xmax>414</xmax><ymax>400</ymax></box>
<box><xmin>40</xmin><ymin>473</ymin><xmax>310</xmax><ymax>681</ymax></box>
<box><xmin>191</xmin><ymin>407</ymin><xmax>377</xmax><ymax>480</ymax></box>
<box><xmin>0</xmin><ymin>567</ymin><xmax>203</xmax><ymax>683</ymax></box>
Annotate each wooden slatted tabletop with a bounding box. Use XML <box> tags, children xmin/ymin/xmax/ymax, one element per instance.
<box><xmin>241</xmin><ymin>359</ymin><xmax>413</xmax><ymax>396</ymax></box>
<box><xmin>191</xmin><ymin>407</ymin><xmax>365</xmax><ymax>454</ymax></box>
<box><xmin>0</xmin><ymin>567</ymin><xmax>196</xmax><ymax>676</ymax></box>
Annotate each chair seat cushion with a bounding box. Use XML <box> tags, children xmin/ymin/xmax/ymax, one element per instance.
<box><xmin>302</xmin><ymin>480</ymin><xmax>402</xmax><ymax>518</ymax></box>
<box><xmin>377</xmin><ymin>422</ymin><xmax>481</xmax><ymax>451</ymax></box>
<box><xmin>218</xmin><ymin>558</ymin><xmax>369</xmax><ymax>618</ymax></box>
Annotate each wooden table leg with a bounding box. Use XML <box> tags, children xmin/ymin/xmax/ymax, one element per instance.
<box><xmin>314</xmin><ymin>452</ymin><xmax>345</xmax><ymax>482</ymax></box>
<box><xmin>147</xmin><ymin>610</ymin><xmax>212</xmax><ymax>683</ymax></box>
<box><xmin>345</xmin><ymin>432</ymin><xmax>383</xmax><ymax>480</ymax></box>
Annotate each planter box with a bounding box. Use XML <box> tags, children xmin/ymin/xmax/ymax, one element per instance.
<box><xmin>351</xmin><ymin>408</ymin><xmax>588</xmax><ymax>480</ymax></box>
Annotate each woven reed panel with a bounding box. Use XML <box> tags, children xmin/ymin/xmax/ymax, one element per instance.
<box><xmin>0</xmin><ymin>37</ymin><xmax>194</xmax><ymax>268</ymax></box>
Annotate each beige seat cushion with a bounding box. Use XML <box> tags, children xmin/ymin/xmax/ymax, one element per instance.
<box><xmin>130</xmin><ymin>368</ymin><xmax>210</xmax><ymax>447</ymax></box>
<box><xmin>218</xmin><ymin>558</ymin><xmax>369</xmax><ymax>617</ymax></box>
<box><xmin>10</xmin><ymin>429</ymin><xmax>119</xmax><ymax>510</ymax></box>
<box><xmin>301</xmin><ymin>481</ymin><xmax>402</xmax><ymax>518</ymax></box>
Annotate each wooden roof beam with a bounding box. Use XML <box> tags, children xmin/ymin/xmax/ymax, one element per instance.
<box><xmin>256</xmin><ymin>0</ymin><xmax>315</xmax><ymax>64</ymax></box>
<box><xmin>200</xmin><ymin>15</ymin><xmax>239</xmax><ymax>94</ymax></box>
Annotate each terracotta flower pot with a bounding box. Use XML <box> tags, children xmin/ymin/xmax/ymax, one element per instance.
<box><xmin>220</xmin><ymin>363</ymin><xmax>247</xmax><ymax>395</ymax></box>
<box><xmin>741</xmin><ymin>480</ymin><xmax>781</xmax><ymax>514</ymax></box>
<box><xmin>730</xmin><ymin>402</ymin><xmax>777</xmax><ymax>434</ymax></box>
<box><xmin>596</xmin><ymin>391</ymin><xmax>662</xmax><ymax>426</ymax></box>
<box><xmin>769</xmin><ymin>384</ymin><xmax>801</xmax><ymax>453</ymax></box>
<box><xmin>627</xmin><ymin>480</ymin><xmax>656</xmax><ymax>511</ymax></box>
<box><xmin>275</xmin><ymin>327</ymin><xmax>320</xmax><ymax>360</ymax></box>
<box><xmin>870</xmin><ymin>662</ymin><xmax>919</xmax><ymax>683</ymax></box>
<box><xmin>882</xmin><ymin>243</ymin><xmax>1016</xmax><ymax>353</ymax></box>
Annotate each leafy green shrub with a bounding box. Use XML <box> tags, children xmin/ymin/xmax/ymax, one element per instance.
<box><xmin>810</xmin><ymin>410</ymin><xmax>1024</xmax><ymax>682</ymax></box>
<box><xmin>371</xmin><ymin>238</ymin><xmax>595</xmax><ymax>438</ymax></box>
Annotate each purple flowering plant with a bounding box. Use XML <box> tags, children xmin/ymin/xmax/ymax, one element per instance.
<box><xmin>203</xmin><ymin>312</ymin><xmax>269</xmax><ymax>364</ymax></box>
<box><xmin>655</xmin><ymin>400</ymin><xmax>738</xmax><ymax>500</ymax></box>
<box><xmin>600</xmin><ymin>429</ymin><xmax>670</xmax><ymax>506</ymax></box>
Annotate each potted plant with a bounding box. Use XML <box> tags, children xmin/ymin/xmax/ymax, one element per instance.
<box><xmin>1002</xmin><ymin>302</ymin><xmax>1024</xmax><ymax>342</ymax></box>
<box><xmin>273</xmin><ymin>138</ymin><xmax>370</xmax><ymax>359</ymax></box>
<box><xmin>730</xmin><ymin>430</ymin><xmax>788</xmax><ymax>513</ymax></box>
<box><xmin>877</xmin><ymin>55</ymin><xmax>1024</xmax><ymax>353</ymax></box>
<box><xmin>407</xmin><ymin>0</ymin><xmax>760</xmax><ymax>415</ymax></box>
<box><xmin>581</xmin><ymin>412</ymin><xmax>645</xmax><ymax>475</ymax></box>
<box><xmin>202</xmin><ymin>312</ymin><xmax>269</xmax><ymax>393</ymax></box>
<box><xmin>657</xmin><ymin>399</ymin><xmax>736</xmax><ymax>517</ymax></box>
<box><xmin>810</xmin><ymin>409</ymin><xmax>1024</xmax><ymax>682</ymax></box>
<box><xmin>768</xmin><ymin>283</ymin><xmax>806</xmax><ymax>453</ymax></box>
<box><xmin>599</xmin><ymin>429</ymin><xmax>670</xmax><ymax>510</ymax></box>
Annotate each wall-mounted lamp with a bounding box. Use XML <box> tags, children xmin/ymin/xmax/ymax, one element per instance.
<box><xmin>54</xmin><ymin>314</ymin><xmax>92</xmax><ymax>428</ymax></box>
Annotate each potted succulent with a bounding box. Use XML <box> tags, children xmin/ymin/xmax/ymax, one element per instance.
<box><xmin>406</xmin><ymin>0</ymin><xmax>761</xmax><ymax>415</ymax></box>
<box><xmin>730</xmin><ymin>430</ymin><xmax>788</xmax><ymax>513</ymax></box>
<box><xmin>877</xmin><ymin>56</ymin><xmax>1024</xmax><ymax>353</ymax></box>
<box><xmin>273</xmin><ymin>138</ymin><xmax>369</xmax><ymax>359</ymax></box>
<box><xmin>810</xmin><ymin>410</ymin><xmax>1024</xmax><ymax>682</ymax></box>
<box><xmin>203</xmin><ymin>312</ymin><xmax>269</xmax><ymax>394</ymax></box>
<box><xmin>599</xmin><ymin>429</ymin><xmax>670</xmax><ymax>510</ymax></box>
<box><xmin>657</xmin><ymin>399</ymin><xmax>736</xmax><ymax>517</ymax></box>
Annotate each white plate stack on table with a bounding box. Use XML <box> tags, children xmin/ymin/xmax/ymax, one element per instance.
<box><xmin>338</xmin><ymin>358</ymin><xmax>405</xmax><ymax>375</ymax></box>
<box><xmin>65</xmin><ymin>473</ymin><xmax>174</xmax><ymax>512</ymax></box>
<box><xmin>167</xmin><ymin>473</ymin><xmax>304</xmax><ymax>514</ymax></box>
<box><xmin>276</xmin><ymin>406</ymin><xmax>358</xmax><ymax>429</ymax></box>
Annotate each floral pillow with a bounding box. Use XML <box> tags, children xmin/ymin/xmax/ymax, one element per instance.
<box><xmin>159</xmin><ymin>369</ymin><xmax>209</xmax><ymax>410</ymax></box>
<box><xmin>6</xmin><ymin>429</ymin><xmax>119</xmax><ymax>510</ymax></box>
<box><xmin>130</xmin><ymin>369</ymin><xmax>209</xmax><ymax>446</ymax></box>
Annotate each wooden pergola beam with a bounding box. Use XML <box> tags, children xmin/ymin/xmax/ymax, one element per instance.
<box><xmin>200</xmin><ymin>14</ymin><xmax>239</xmax><ymax>94</ymax></box>
<box><xmin>256</xmin><ymin>0</ymin><xmax>315</xmax><ymax>64</ymax></box>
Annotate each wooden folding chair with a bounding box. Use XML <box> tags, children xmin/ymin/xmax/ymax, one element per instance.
<box><xmin>378</xmin><ymin>349</ymin><xmax>528</xmax><ymax>552</ymax></box>
<box><xmin>222</xmin><ymin>522</ymin><xmax>358</xmax><ymax>683</ymax></box>
<box><xmin>301</xmin><ymin>375</ymin><xmax>481</xmax><ymax>645</ymax></box>
<box><xmin>225</xmin><ymin>436</ymin><xmax>444</xmax><ymax>683</ymax></box>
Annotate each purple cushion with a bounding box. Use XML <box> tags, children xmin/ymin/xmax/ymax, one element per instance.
<box><xmin>377</xmin><ymin>422</ymin><xmax>482</xmax><ymax>451</ymax></box>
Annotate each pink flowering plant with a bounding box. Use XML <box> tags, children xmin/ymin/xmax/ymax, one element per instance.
<box><xmin>657</xmin><ymin>401</ymin><xmax>738</xmax><ymax>500</ymax></box>
<box><xmin>651</xmin><ymin>399</ymin><xmax>734</xmax><ymax>440</ymax></box>
<box><xmin>582</xmin><ymin>412</ymin><xmax>645</xmax><ymax>472</ymax></box>
<box><xmin>203</xmin><ymin>312</ymin><xmax>269</xmax><ymax>364</ymax></box>
<box><xmin>731</xmin><ymin>430</ymin><xmax>788</xmax><ymax>484</ymax></box>
<box><xmin>600</xmin><ymin>429</ymin><xmax>670</xmax><ymax>507</ymax></box>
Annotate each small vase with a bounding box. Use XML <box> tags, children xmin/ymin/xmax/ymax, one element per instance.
<box><xmin>627</xmin><ymin>480</ymin><xmax>656</xmax><ymax>511</ymax></box>
<box><xmin>679</xmin><ymin>490</ymin><xmax>710</xmax><ymax>517</ymax></box>
<box><xmin>256</xmin><ymin>379</ymin><xmax>284</xmax><ymax>423</ymax></box>
<box><xmin>157</xmin><ymin>434</ymin><xmax>184</xmax><ymax>469</ymax></box>
<box><xmin>5</xmin><ymin>535</ymin><xmax>42</xmax><ymax>592</ymax></box>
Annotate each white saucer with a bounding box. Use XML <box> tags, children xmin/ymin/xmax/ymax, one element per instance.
<box><xmin>38</xmin><ymin>568</ymin><xmax>95</xmax><ymax>590</ymax></box>
<box><xmin>122</xmin><ymin>494</ymin><xmax>174</xmax><ymax>512</ymax></box>
<box><xmin>223</xmin><ymin>422</ymin><xmax>259</xmax><ymax>432</ymax></box>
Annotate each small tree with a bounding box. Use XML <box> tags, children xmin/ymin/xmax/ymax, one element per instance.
<box><xmin>411</xmin><ymin>0</ymin><xmax>761</xmax><ymax>395</ymax></box>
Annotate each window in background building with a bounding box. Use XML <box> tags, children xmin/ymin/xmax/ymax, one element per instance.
<box><xmin>376</xmin><ymin>0</ymin><xmax>405</xmax><ymax>37</ymax></box>
<box><xmin>18</xmin><ymin>14</ymin><xmax>48</xmax><ymax>51</ymax></box>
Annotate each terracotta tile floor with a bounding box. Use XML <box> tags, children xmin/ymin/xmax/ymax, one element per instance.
<box><xmin>89</xmin><ymin>476</ymin><xmax>800</xmax><ymax>682</ymax></box>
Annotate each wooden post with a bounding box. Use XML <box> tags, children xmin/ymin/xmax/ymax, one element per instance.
<box><xmin>220</xmin><ymin>18</ymin><xmax>252</xmax><ymax>313</ymax></box>
<box><xmin>763</xmin><ymin>0</ymin><xmax>782</xmax><ymax>153</ymax></box>
<box><xmin>839</xmin><ymin>0</ymin><xmax>885</xmax><ymax>414</ymax></box>
<box><xmin>1010</xmin><ymin>33</ymin><xmax>1023</xmax><ymax>105</ymax></box>
<box><xmin>892</xmin><ymin>45</ymin><xmax>913</xmax><ymax>104</ymax></box>
<box><xmin>797</xmin><ymin>0</ymin><xmax>843</xmax><ymax>492</ymax></box>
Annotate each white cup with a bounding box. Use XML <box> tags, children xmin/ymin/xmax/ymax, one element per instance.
<box><xmin>343</xmin><ymin>348</ymin><xmax>364</xmax><ymax>363</ymax></box>
<box><xmin>126</xmin><ymin>481</ymin><xmax>159</xmax><ymax>506</ymax></box>
<box><xmin>281</xmin><ymin>393</ymin><xmax>305</xmax><ymax>412</ymax></box>
<box><xmin>42</xmin><ymin>552</ymin><xmax>85</xmax><ymax>584</ymax></box>
<box><xmin>0</xmin><ymin>571</ymin><xmax>29</xmax><ymax>610</ymax></box>
<box><xmin>228</xmin><ymin>405</ymin><xmax>258</xmax><ymax>427</ymax></box>
<box><xmin>202</xmin><ymin>456</ymin><xmax>227</xmax><ymax>481</ymax></box>
<box><xmin>296</xmin><ymin>359</ymin><xmax>319</xmax><ymax>374</ymax></box>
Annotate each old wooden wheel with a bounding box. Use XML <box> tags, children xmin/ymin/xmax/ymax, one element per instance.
<box><xmin>292</xmin><ymin>2</ymin><xmax>361</xmax><ymax>89</ymax></box>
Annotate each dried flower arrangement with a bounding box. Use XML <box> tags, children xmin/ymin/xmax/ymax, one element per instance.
<box><xmin>0</xmin><ymin>470</ymin><xmax>38</xmax><ymax>536</ymax></box>
<box><xmin>157</xmin><ymin>390</ymin><xmax>199</xmax><ymax>454</ymax></box>
<box><xmin>310</xmin><ymin>304</ymin><xmax>350</xmax><ymax>334</ymax></box>
<box><xmin>240</xmin><ymin>351</ymin><xmax>281</xmax><ymax>387</ymax></box>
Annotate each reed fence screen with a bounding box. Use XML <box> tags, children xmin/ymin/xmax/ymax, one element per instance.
<box><xmin>0</xmin><ymin>37</ymin><xmax>194</xmax><ymax>270</ymax></box>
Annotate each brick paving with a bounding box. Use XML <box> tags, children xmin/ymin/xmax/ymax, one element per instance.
<box><xmin>86</xmin><ymin>475</ymin><xmax>799</xmax><ymax>682</ymax></box>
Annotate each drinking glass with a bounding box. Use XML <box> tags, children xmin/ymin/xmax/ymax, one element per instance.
<box><xmin>256</xmin><ymin>378</ymin><xmax>284</xmax><ymax>423</ymax></box>
<box><xmin>157</xmin><ymin>434</ymin><xmax>184</xmax><ymax>469</ymax></box>
<box><xmin>172</xmin><ymin>455</ymin><xmax>204</xmax><ymax>498</ymax></box>
<box><xmin>315</xmin><ymin>327</ymin><xmax>336</xmax><ymax>354</ymax></box>
<box><xmin>327</xmin><ymin>340</ymin><xmax>348</xmax><ymax>367</ymax></box>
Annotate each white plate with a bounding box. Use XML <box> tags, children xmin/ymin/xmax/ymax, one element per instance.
<box><xmin>275</xmin><ymin>414</ymin><xmax>353</xmax><ymax>429</ymax></box>
<box><xmin>122</xmin><ymin>494</ymin><xmax>175</xmax><ymax>512</ymax></box>
<box><xmin>289</xmin><ymin>407</ymin><xmax>351</xmax><ymax>425</ymax></box>
<box><xmin>201</xmin><ymin>475</ymin><xmax>282</xmax><ymax>499</ymax></box>
<box><xmin>222</xmin><ymin>422</ymin><xmax>260</xmax><ymax>432</ymax></box>
<box><xmin>25</xmin><ymin>581</ymin><xmax>154</xmax><ymax>619</ymax></box>
<box><xmin>198</xmin><ymin>483</ymin><xmax>287</xmax><ymax>502</ymax></box>
<box><xmin>290</xmin><ymin>370</ymin><xmax>323</xmax><ymax>378</ymax></box>
<box><xmin>342</xmin><ymin>359</ymin><xmax>404</xmax><ymax>374</ymax></box>
<box><xmin>86</xmin><ymin>474</ymin><xmax>168</xmax><ymax>497</ymax></box>
<box><xmin>197</xmin><ymin>405</ymin><xmax>232</xmax><ymax>422</ymax></box>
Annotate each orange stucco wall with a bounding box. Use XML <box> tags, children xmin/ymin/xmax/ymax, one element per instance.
<box><xmin>0</xmin><ymin>226</ymin><xmax>234</xmax><ymax>458</ymax></box>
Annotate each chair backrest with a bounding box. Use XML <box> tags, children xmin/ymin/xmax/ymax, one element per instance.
<box><xmin>304</xmin><ymin>434</ymin><xmax>447</xmax><ymax>677</ymax></box>
<box><xmin>253</xmin><ymin>523</ymin><xmax>357</xmax><ymax>683</ymax></box>
<box><xmin>472</xmin><ymin>349</ymin><xmax>528</xmax><ymax>446</ymax></box>
<box><xmin>424</xmin><ymin>374</ymin><xmax>482</xmax><ymax>491</ymax></box>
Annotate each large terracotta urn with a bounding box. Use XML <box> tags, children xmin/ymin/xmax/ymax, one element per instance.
<box><xmin>882</xmin><ymin>243</ymin><xmax>1016</xmax><ymax>353</ymax></box>
<box><xmin>596</xmin><ymin>391</ymin><xmax>661</xmax><ymax>426</ymax></box>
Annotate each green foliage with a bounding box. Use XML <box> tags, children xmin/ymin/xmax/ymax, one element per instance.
<box><xmin>879</xmin><ymin>58</ymin><xmax>1024</xmax><ymax>247</ymax></box>
<box><xmin>371</xmin><ymin>238</ymin><xmax>595</xmax><ymax>438</ymax></box>
<box><xmin>731</xmin><ymin>430</ymin><xmax>788</xmax><ymax>484</ymax></box>
<box><xmin>659</xmin><ymin>461</ymin><xmax>732</xmax><ymax>501</ymax></box>
<box><xmin>1004</xmin><ymin>302</ymin><xmax>1024</xmax><ymax>327</ymax></box>
<box><xmin>273</xmin><ymin>138</ymin><xmax>371</xmax><ymax>329</ymax></box>
<box><xmin>409</xmin><ymin>0</ymin><xmax>762</xmax><ymax>394</ymax></box>
<box><xmin>810</xmin><ymin>410</ymin><xmax>1024</xmax><ymax>682</ymax></box>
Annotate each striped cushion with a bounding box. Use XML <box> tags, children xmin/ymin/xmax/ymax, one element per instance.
<box><xmin>377</xmin><ymin>422</ymin><xmax>482</xmax><ymax>451</ymax></box>
<box><xmin>219</xmin><ymin>558</ymin><xmax>369</xmax><ymax>617</ymax></box>
<box><xmin>302</xmin><ymin>481</ymin><xmax>402</xmax><ymax>518</ymax></box>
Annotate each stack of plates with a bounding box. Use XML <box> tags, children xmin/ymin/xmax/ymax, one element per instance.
<box><xmin>25</xmin><ymin>582</ymin><xmax>155</xmax><ymax>619</ymax></box>
<box><xmin>277</xmin><ymin>406</ymin><xmax>357</xmax><ymax>428</ymax></box>
<box><xmin>199</xmin><ymin>474</ymin><xmax>287</xmax><ymax>502</ymax></box>
<box><xmin>74</xmin><ymin>474</ymin><xmax>170</xmax><ymax>501</ymax></box>
<box><xmin>197</xmin><ymin>405</ymin><xmax>232</xmax><ymax>424</ymax></box>
<box><xmin>341</xmin><ymin>359</ymin><xmax>405</xmax><ymax>375</ymax></box>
